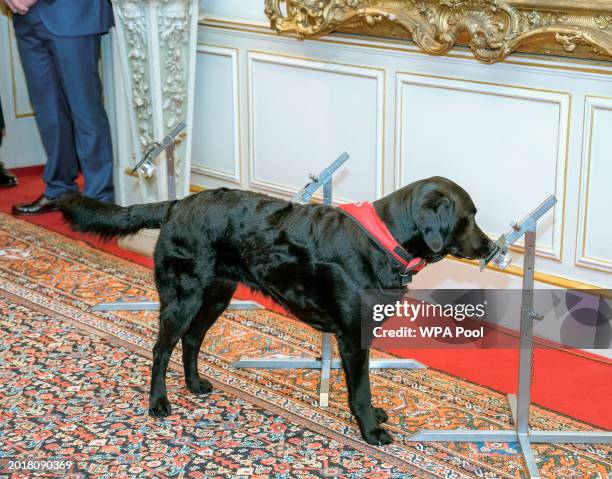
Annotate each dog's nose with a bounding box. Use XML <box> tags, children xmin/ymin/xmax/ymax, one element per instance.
<box><xmin>479</xmin><ymin>239</ymin><xmax>496</xmax><ymax>258</ymax></box>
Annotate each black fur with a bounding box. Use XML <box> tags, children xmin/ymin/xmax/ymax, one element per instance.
<box><xmin>58</xmin><ymin>195</ymin><xmax>176</xmax><ymax>240</ymax></box>
<box><xmin>59</xmin><ymin>176</ymin><xmax>493</xmax><ymax>445</ymax></box>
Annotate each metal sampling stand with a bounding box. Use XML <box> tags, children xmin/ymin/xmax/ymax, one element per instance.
<box><xmin>91</xmin><ymin>122</ymin><xmax>262</xmax><ymax>313</ymax></box>
<box><xmin>406</xmin><ymin>195</ymin><xmax>612</xmax><ymax>479</ymax></box>
<box><xmin>230</xmin><ymin>152</ymin><xmax>426</xmax><ymax>407</ymax></box>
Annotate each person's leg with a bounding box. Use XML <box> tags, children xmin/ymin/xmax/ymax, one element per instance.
<box><xmin>0</xmin><ymin>146</ymin><xmax>17</xmax><ymax>185</ymax></box>
<box><xmin>50</xmin><ymin>33</ymin><xmax>114</xmax><ymax>203</ymax></box>
<box><xmin>0</xmin><ymin>94</ymin><xmax>4</xmax><ymax>137</ymax></box>
<box><xmin>0</xmin><ymin>101</ymin><xmax>18</xmax><ymax>186</ymax></box>
<box><xmin>12</xmin><ymin>9</ymin><xmax>79</xmax><ymax>199</ymax></box>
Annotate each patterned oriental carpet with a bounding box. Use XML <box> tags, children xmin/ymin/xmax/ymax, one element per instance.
<box><xmin>0</xmin><ymin>212</ymin><xmax>610</xmax><ymax>479</ymax></box>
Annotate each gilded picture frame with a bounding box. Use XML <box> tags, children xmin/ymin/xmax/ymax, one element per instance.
<box><xmin>265</xmin><ymin>0</ymin><xmax>612</xmax><ymax>63</ymax></box>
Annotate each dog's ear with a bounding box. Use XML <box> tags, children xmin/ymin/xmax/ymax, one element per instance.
<box><xmin>412</xmin><ymin>189</ymin><xmax>453</xmax><ymax>253</ymax></box>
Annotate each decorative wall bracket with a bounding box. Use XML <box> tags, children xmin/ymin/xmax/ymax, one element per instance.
<box><xmin>265</xmin><ymin>0</ymin><xmax>612</xmax><ymax>63</ymax></box>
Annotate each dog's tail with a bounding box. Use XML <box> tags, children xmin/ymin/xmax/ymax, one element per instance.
<box><xmin>58</xmin><ymin>194</ymin><xmax>175</xmax><ymax>239</ymax></box>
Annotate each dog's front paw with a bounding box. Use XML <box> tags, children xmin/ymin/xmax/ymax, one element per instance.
<box><xmin>148</xmin><ymin>396</ymin><xmax>172</xmax><ymax>417</ymax></box>
<box><xmin>373</xmin><ymin>407</ymin><xmax>389</xmax><ymax>424</ymax></box>
<box><xmin>363</xmin><ymin>427</ymin><xmax>393</xmax><ymax>446</ymax></box>
<box><xmin>187</xmin><ymin>377</ymin><xmax>213</xmax><ymax>395</ymax></box>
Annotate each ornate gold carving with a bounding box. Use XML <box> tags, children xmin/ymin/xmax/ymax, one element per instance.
<box><xmin>264</xmin><ymin>0</ymin><xmax>612</xmax><ymax>63</ymax></box>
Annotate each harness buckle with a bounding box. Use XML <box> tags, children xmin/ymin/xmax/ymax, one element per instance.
<box><xmin>398</xmin><ymin>259</ymin><xmax>426</xmax><ymax>286</ymax></box>
<box><xmin>403</xmin><ymin>259</ymin><xmax>426</xmax><ymax>274</ymax></box>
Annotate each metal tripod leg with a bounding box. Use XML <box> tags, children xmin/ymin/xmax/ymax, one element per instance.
<box><xmin>516</xmin><ymin>229</ymin><xmax>541</xmax><ymax>479</ymax></box>
<box><xmin>92</xmin><ymin>301</ymin><xmax>161</xmax><ymax>312</ymax></box>
<box><xmin>518</xmin><ymin>433</ymin><xmax>541</xmax><ymax>479</ymax></box>
<box><xmin>319</xmin><ymin>333</ymin><xmax>333</xmax><ymax>407</ymax></box>
<box><xmin>91</xmin><ymin>300</ymin><xmax>263</xmax><ymax>312</ymax></box>
<box><xmin>230</xmin><ymin>332</ymin><xmax>427</xmax><ymax>407</ymax></box>
<box><xmin>229</xmin><ymin>357</ymin><xmax>427</xmax><ymax>371</ymax></box>
<box><xmin>507</xmin><ymin>394</ymin><xmax>518</xmax><ymax>424</ymax></box>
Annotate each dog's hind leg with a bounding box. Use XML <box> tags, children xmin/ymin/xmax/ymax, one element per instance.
<box><xmin>148</xmin><ymin>268</ymin><xmax>204</xmax><ymax>418</ymax></box>
<box><xmin>336</xmin><ymin>333</ymin><xmax>392</xmax><ymax>446</ymax></box>
<box><xmin>182</xmin><ymin>280</ymin><xmax>236</xmax><ymax>395</ymax></box>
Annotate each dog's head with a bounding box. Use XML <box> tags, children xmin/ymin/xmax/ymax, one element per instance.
<box><xmin>403</xmin><ymin>177</ymin><xmax>495</xmax><ymax>263</ymax></box>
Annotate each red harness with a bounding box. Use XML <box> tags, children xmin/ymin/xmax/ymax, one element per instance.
<box><xmin>338</xmin><ymin>202</ymin><xmax>426</xmax><ymax>283</ymax></box>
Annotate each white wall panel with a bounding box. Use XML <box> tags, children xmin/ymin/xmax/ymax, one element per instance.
<box><xmin>396</xmin><ymin>73</ymin><xmax>569</xmax><ymax>261</ymax></box>
<box><xmin>248</xmin><ymin>52</ymin><xmax>384</xmax><ymax>203</ymax></box>
<box><xmin>7</xmin><ymin>25</ymin><xmax>33</xmax><ymax>118</ymax></box>
<box><xmin>0</xmin><ymin>14</ymin><xmax>46</xmax><ymax>168</ymax></box>
<box><xmin>197</xmin><ymin>13</ymin><xmax>612</xmax><ymax>289</ymax></box>
<box><xmin>200</xmin><ymin>0</ymin><xmax>268</xmax><ymax>23</ymax></box>
<box><xmin>576</xmin><ymin>96</ymin><xmax>612</xmax><ymax>274</ymax></box>
<box><xmin>191</xmin><ymin>45</ymin><xmax>241</xmax><ymax>184</ymax></box>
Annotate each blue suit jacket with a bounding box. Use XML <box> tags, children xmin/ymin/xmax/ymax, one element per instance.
<box><xmin>38</xmin><ymin>0</ymin><xmax>114</xmax><ymax>37</ymax></box>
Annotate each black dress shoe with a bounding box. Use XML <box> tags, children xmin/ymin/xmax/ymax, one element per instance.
<box><xmin>12</xmin><ymin>195</ymin><xmax>58</xmax><ymax>216</ymax></box>
<box><xmin>0</xmin><ymin>163</ymin><xmax>17</xmax><ymax>188</ymax></box>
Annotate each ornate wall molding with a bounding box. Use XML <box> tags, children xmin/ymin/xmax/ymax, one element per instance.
<box><xmin>112</xmin><ymin>0</ymin><xmax>199</xmax><ymax>203</ymax></box>
<box><xmin>265</xmin><ymin>0</ymin><xmax>612</xmax><ymax>63</ymax></box>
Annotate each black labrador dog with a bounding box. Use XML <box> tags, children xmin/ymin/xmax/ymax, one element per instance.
<box><xmin>59</xmin><ymin>176</ymin><xmax>493</xmax><ymax>445</ymax></box>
